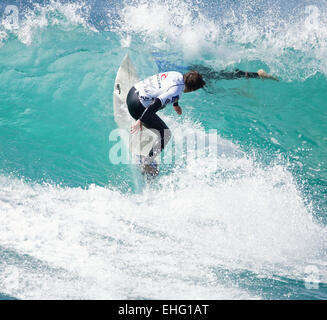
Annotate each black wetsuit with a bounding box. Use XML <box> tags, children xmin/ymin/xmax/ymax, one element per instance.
<box><xmin>127</xmin><ymin>87</ymin><xmax>171</xmax><ymax>159</ymax></box>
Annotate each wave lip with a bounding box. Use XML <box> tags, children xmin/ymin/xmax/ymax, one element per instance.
<box><xmin>116</xmin><ymin>0</ymin><xmax>327</xmax><ymax>79</ymax></box>
<box><xmin>1</xmin><ymin>0</ymin><xmax>327</xmax><ymax>78</ymax></box>
<box><xmin>0</xmin><ymin>0</ymin><xmax>96</xmax><ymax>45</ymax></box>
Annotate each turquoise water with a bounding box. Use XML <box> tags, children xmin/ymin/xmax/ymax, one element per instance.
<box><xmin>0</xmin><ymin>0</ymin><xmax>326</xmax><ymax>299</ymax></box>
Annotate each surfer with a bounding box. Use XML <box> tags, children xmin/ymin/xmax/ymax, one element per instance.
<box><xmin>126</xmin><ymin>67</ymin><xmax>276</xmax><ymax>174</ymax></box>
<box><xmin>127</xmin><ymin>70</ymin><xmax>205</xmax><ymax>171</ymax></box>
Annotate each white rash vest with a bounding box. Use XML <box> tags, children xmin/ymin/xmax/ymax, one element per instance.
<box><xmin>134</xmin><ymin>71</ymin><xmax>184</xmax><ymax>108</ymax></box>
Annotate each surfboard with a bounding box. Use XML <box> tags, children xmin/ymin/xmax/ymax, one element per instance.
<box><xmin>113</xmin><ymin>54</ymin><xmax>159</xmax><ymax>176</ymax></box>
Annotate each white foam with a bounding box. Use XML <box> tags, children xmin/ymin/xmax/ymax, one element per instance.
<box><xmin>2</xmin><ymin>0</ymin><xmax>327</xmax><ymax>78</ymax></box>
<box><xmin>117</xmin><ymin>0</ymin><xmax>220</xmax><ymax>60</ymax></box>
<box><xmin>0</xmin><ymin>124</ymin><xmax>326</xmax><ymax>299</ymax></box>
<box><xmin>0</xmin><ymin>0</ymin><xmax>96</xmax><ymax>45</ymax></box>
<box><xmin>117</xmin><ymin>0</ymin><xmax>327</xmax><ymax>79</ymax></box>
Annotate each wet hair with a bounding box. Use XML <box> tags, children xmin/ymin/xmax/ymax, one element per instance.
<box><xmin>183</xmin><ymin>70</ymin><xmax>206</xmax><ymax>91</ymax></box>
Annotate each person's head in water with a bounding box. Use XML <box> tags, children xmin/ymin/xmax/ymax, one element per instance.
<box><xmin>183</xmin><ymin>70</ymin><xmax>206</xmax><ymax>93</ymax></box>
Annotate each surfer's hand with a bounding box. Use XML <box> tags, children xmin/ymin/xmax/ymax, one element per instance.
<box><xmin>174</xmin><ymin>105</ymin><xmax>182</xmax><ymax>115</ymax></box>
<box><xmin>131</xmin><ymin>119</ymin><xmax>142</xmax><ymax>134</ymax></box>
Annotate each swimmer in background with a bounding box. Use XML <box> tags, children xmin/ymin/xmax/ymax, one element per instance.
<box><xmin>189</xmin><ymin>64</ymin><xmax>278</xmax><ymax>82</ymax></box>
<box><xmin>154</xmin><ymin>59</ymin><xmax>278</xmax><ymax>82</ymax></box>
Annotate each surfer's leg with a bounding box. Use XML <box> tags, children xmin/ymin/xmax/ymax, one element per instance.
<box><xmin>142</xmin><ymin>115</ymin><xmax>171</xmax><ymax>159</ymax></box>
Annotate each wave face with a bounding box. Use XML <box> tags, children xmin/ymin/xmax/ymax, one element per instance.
<box><xmin>0</xmin><ymin>0</ymin><xmax>326</xmax><ymax>299</ymax></box>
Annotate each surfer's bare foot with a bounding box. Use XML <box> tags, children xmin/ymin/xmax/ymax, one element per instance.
<box><xmin>257</xmin><ymin>69</ymin><xmax>279</xmax><ymax>81</ymax></box>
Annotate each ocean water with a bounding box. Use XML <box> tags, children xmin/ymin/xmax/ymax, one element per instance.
<box><xmin>0</xmin><ymin>0</ymin><xmax>326</xmax><ymax>300</ymax></box>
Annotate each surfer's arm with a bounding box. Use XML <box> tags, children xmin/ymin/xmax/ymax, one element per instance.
<box><xmin>173</xmin><ymin>101</ymin><xmax>182</xmax><ymax>115</ymax></box>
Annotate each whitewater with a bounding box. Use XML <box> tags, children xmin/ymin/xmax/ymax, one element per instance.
<box><xmin>0</xmin><ymin>0</ymin><xmax>326</xmax><ymax>299</ymax></box>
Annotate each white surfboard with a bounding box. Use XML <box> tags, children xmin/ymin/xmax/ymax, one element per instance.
<box><xmin>113</xmin><ymin>54</ymin><xmax>159</xmax><ymax>176</ymax></box>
